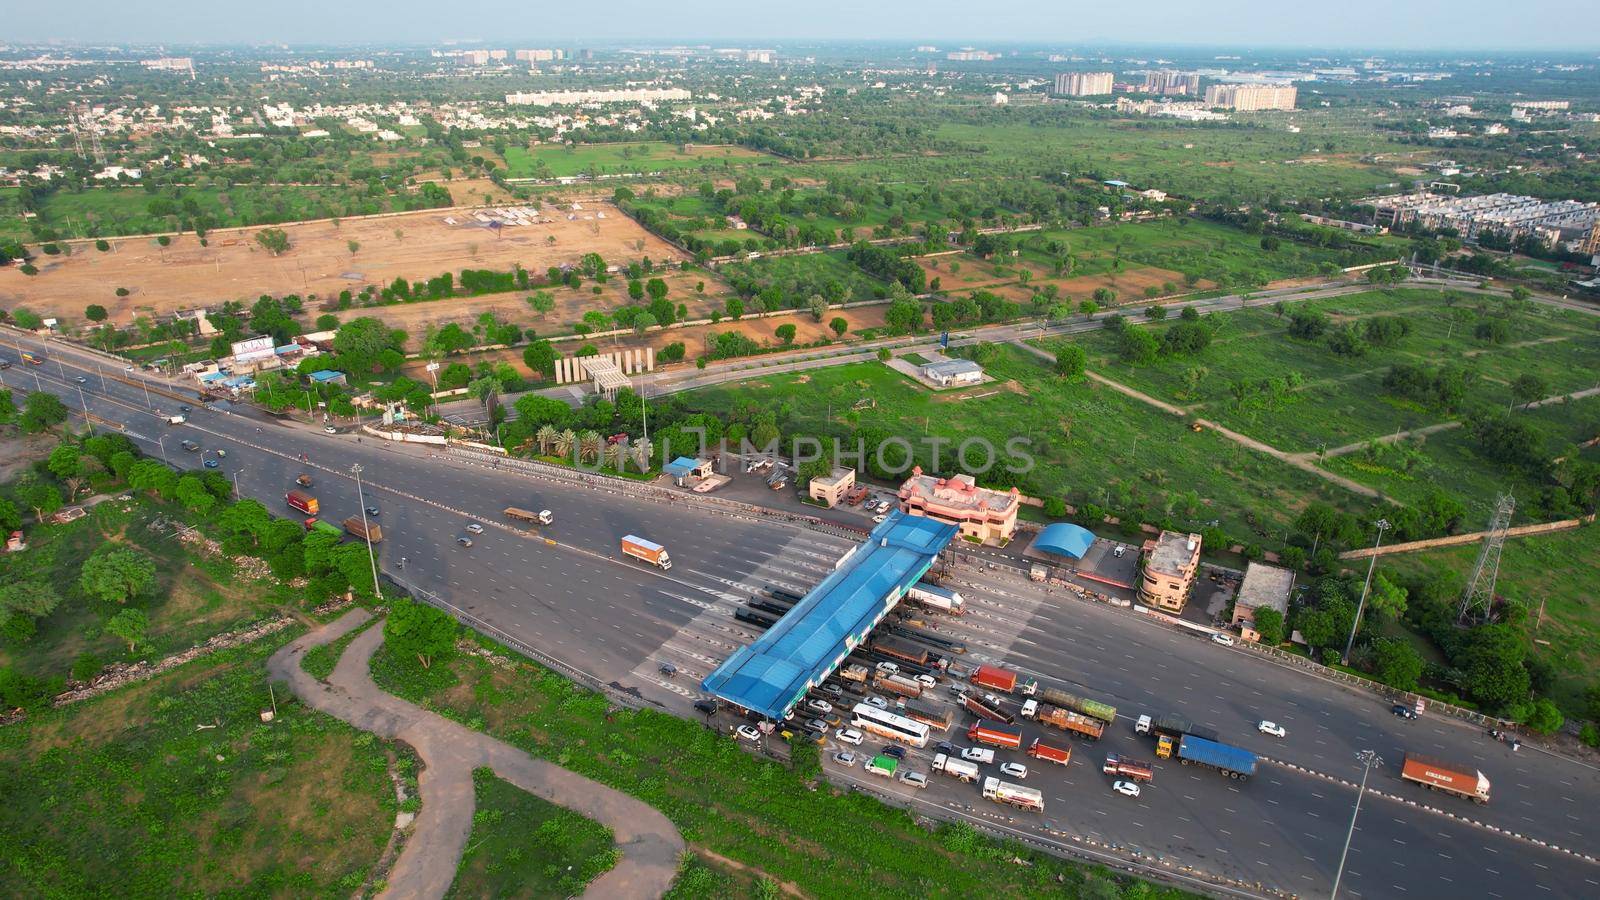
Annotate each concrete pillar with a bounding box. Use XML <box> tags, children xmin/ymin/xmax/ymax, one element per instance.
<box><xmin>646</xmin><ymin>346</ymin><xmax>656</xmax><ymax>372</ymax></box>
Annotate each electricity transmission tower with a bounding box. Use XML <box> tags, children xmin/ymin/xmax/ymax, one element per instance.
<box><xmin>1458</xmin><ymin>494</ymin><xmax>1514</xmax><ymax>626</ymax></box>
<box><xmin>71</xmin><ymin>104</ymin><xmax>105</xmax><ymax>164</ymax></box>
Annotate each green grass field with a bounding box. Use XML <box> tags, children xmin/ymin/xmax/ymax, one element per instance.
<box><xmin>502</xmin><ymin>142</ymin><xmax>770</xmax><ymax>179</ymax></box>
<box><xmin>448</xmin><ymin>768</ymin><xmax>617</xmax><ymax>898</ymax></box>
<box><xmin>719</xmin><ymin>249</ymin><xmax>891</xmax><ymax>302</ymax></box>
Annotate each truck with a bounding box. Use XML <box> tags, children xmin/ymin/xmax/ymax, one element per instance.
<box><xmin>845</xmin><ymin>486</ymin><xmax>870</xmax><ymax>506</ymax></box>
<box><xmin>971</xmin><ymin>664</ymin><xmax>1037</xmax><ymax>696</ymax></box>
<box><xmin>931</xmin><ymin>752</ymin><xmax>981</xmax><ymax>783</ymax></box>
<box><xmin>342</xmin><ymin>517</ymin><xmax>383</xmax><ymax>543</ymax></box>
<box><xmin>1141</xmin><ymin>713</ymin><xmax>1220</xmax><ymax>758</ymax></box>
<box><xmin>866</xmin><ymin>754</ymin><xmax>900</xmax><ymax>778</ymax></box>
<box><xmin>504</xmin><ymin>506</ymin><xmax>554</xmax><ymax>526</ymax></box>
<box><xmin>1101</xmin><ymin>753</ymin><xmax>1155</xmax><ymax>783</ymax></box>
<box><xmin>961</xmin><ymin>692</ymin><xmax>1016</xmax><ymax>725</ymax></box>
<box><xmin>967</xmin><ymin>720</ymin><xmax>1023</xmax><ymax>751</ymax></box>
<box><xmin>747</xmin><ymin>598</ymin><xmax>791</xmax><ymax>617</ymax></box>
<box><xmin>1400</xmin><ymin>754</ymin><xmax>1491</xmax><ymax>804</ymax></box>
<box><xmin>875</xmin><ymin>672</ymin><xmax>924</xmax><ymax>698</ymax></box>
<box><xmin>734</xmin><ymin>608</ymin><xmax>776</xmax><ymax>629</ymax></box>
<box><xmin>164</xmin><ymin>414</ymin><xmax>187</xmax><ymax>425</ymax></box>
<box><xmin>902</xmin><ymin>700</ymin><xmax>953</xmax><ymax>731</ymax></box>
<box><xmin>621</xmin><ymin>535</ymin><xmax>672</xmax><ymax>570</ymax></box>
<box><xmin>308</xmin><ymin>519</ymin><xmax>343</xmax><ymax>538</ymax></box>
<box><xmin>1176</xmin><ymin>734</ymin><xmax>1257</xmax><ymax>780</ymax></box>
<box><xmin>840</xmin><ymin>664</ymin><xmax>871</xmax><ymax>684</ymax></box>
<box><xmin>1036</xmin><ymin>687</ymin><xmax>1117</xmax><ymax>725</ymax></box>
<box><xmin>870</xmin><ymin>635</ymin><xmax>930</xmax><ymax>667</ymax></box>
<box><xmin>906</xmin><ymin>582</ymin><xmax>965</xmax><ymax>615</ymax></box>
<box><xmin>1026</xmin><ymin>738</ymin><xmax>1072</xmax><ymax>766</ymax></box>
<box><xmin>982</xmin><ymin>777</ymin><xmax>1045</xmax><ymax>813</ymax></box>
<box><xmin>1022</xmin><ymin>701</ymin><xmax>1106</xmax><ymax>741</ymax></box>
<box><xmin>286</xmin><ymin>490</ymin><xmax>319</xmax><ymax>516</ymax></box>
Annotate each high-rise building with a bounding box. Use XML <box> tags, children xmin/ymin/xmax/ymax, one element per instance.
<box><xmin>1054</xmin><ymin>72</ymin><xmax>1114</xmax><ymax>96</ymax></box>
<box><xmin>515</xmin><ymin>49</ymin><xmax>565</xmax><ymax>62</ymax></box>
<box><xmin>1142</xmin><ymin>70</ymin><xmax>1198</xmax><ymax>95</ymax></box>
<box><xmin>1204</xmin><ymin>83</ymin><xmax>1297</xmax><ymax>111</ymax></box>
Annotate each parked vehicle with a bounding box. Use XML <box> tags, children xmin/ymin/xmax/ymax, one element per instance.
<box><xmin>863</xmin><ymin>695</ymin><xmax>888</xmax><ymax>710</ymax></box>
<box><xmin>465</xmin><ymin>522</ymin><xmax>484</xmax><ymax>534</ymax></box>
<box><xmin>805</xmin><ymin>699</ymin><xmax>832</xmax><ymax>714</ymax></box>
<box><xmin>1026</xmin><ymin>738</ymin><xmax>1072</xmax><ymax>767</ymax></box>
<box><xmin>1022</xmin><ymin>701</ymin><xmax>1106</xmax><ymax>740</ymax></box>
<box><xmin>981</xmin><ymin>777</ymin><xmax>1044</xmax><ymax>813</ymax></box>
<box><xmin>1140</xmin><ymin>713</ymin><xmax>1220</xmax><ymax>758</ymax></box>
<box><xmin>308</xmin><ymin>519</ymin><xmax>342</xmax><ymax>538</ymax></box>
<box><xmin>932</xmin><ymin>753</ymin><xmax>981</xmax><ymax>783</ymax></box>
<box><xmin>1101</xmin><ymin>753</ymin><xmax>1155</xmax><ymax>783</ymax></box>
<box><xmin>999</xmin><ymin>761</ymin><xmax>1028</xmax><ymax>779</ymax></box>
<box><xmin>1401</xmin><ymin>754</ymin><xmax>1491</xmax><ymax>804</ymax></box>
<box><xmin>285</xmin><ymin>490</ymin><xmax>319</xmax><ymax>516</ymax></box>
<box><xmin>734</xmin><ymin>608</ymin><xmax>776</xmax><ymax>629</ymax></box>
<box><xmin>621</xmin><ymin>534</ymin><xmax>672</xmax><ymax>569</ymax></box>
<box><xmin>1391</xmin><ymin>704</ymin><xmax>1418</xmax><ymax>720</ymax></box>
<box><xmin>1211</xmin><ymin>632</ymin><xmax>1235</xmax><ymax>647</ymax></box>
<box><xmin>693</xmin><ymin>699</ymin><xmax>718</xmax><ymax>716</ymax></box>
<box><xmin>970</xmin><ymin>664</ymin><xmax>1037</xmax><ymax>696</ymax></box>
<box><xmin>906</xmin><ymin>582</ymin><xmax>965</xmax><ymax>615</ymax></box>
<box><xmin>456</xmin><ymin>536</ymin><xmax>473</xmax><ymax>547</ymax></box>
<box><xmin>1034</xmin><ymin>686</ymin><xmax>1117</xmax><ymax>725</ymax></box>
<box><xmin>879</xmin><ymin>745</ymin><xmax>907</xmax><ymax>760</ymax></box>
<box><xmin>323</xmin><ymin>425</ymin><xmax>338</xmax><ymax>434</ymax></box>
<box><xmin>342</xmin><ymin>517</ymin><xmax>383</xmax><ymax>543</ymax></box>
<box><xmin>967</xmin><ymin>720</ymin><xmax>1023</xmax><ymax>751</ymax></box>
<box><xmin>736</xmin><ymin>725</ymin><xmax>761</xmax><ymax>743</ymax></box>
<box><xmin>1176</xmin><ymin>735</ymin><xmax>1257</xmax><ymax>780</ymax></box>
<box><xmin>504</xmin><ymin>506</ymin><xmax>554</xmax><ymax>526</ymax></box>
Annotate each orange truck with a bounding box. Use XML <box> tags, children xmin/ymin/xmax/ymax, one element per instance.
<box><xmin>1026</xmin><ymin>738</ymin><xmax>1072</xmax><ymax>766</ymax></box>
<box><xmin>1401</xmin><ymin>754</ymin><xmax>1491</xmax><ymax>804</ymax></box>
<box><xmin>621</xmin><ymin>535</ymin><xmax>672</xmax><ymax>570</ymax></box>
<box><xmin>286</xmin><ymin>490</ymin><xmax>319</xmax><ymax>516</ymax></box>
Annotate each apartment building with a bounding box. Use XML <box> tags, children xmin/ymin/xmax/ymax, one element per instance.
<box><xmin>1054</xmin><ymin>72</ymin><xmax>1114</xmax><ymax>96</ymax></box>
<box><xmin>1137</xmin><ymin>531</ymin><xmax>1202</xmax><ymax>613</ymax></box>
<box><xmin>1204</xmin><ymin>83</ymin><xmax>1297</xmax><ymax>111</ymax></box>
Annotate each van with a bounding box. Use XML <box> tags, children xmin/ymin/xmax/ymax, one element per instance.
<box><xmin>165</xmin><ymin>414</ymin><xmax>186</xmax><ymax>425</ymax></box>
<box><xmin>1135</xmin><ymin>714</ymin><xmax>1153</xmax><ymax>735</ymax></box>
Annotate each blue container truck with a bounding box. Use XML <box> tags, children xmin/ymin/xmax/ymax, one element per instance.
<box><xmin>1176</xmin><ymin>734</ymin><xmax>1257</xmax><ymax>780</ymax></box>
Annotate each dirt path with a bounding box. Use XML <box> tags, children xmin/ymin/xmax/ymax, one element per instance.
<box><xmin>268</xmin><ymin>609</ymin><xmax>684</xmax><ymax>900</ymax></box>
<box><xmin>1315</xmin><ymin>384</ymin><xmax>1600</xmax><ymax>459</ymax></box>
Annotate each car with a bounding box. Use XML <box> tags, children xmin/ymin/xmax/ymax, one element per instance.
<box><xmin>915</xmin><ymin>673</ymin><xmax>937</xmax><ymax>688</ymax></box>
<box><xmin>805</xmin><ymin>718</ymin><xmax>827</xmax><ymax>733</ymax></box>
<box><xmin>323</xmin><ymin>426</ymin><xmax>338</xmax><ymax>434</ymax></box>
<box><xmin>1211</xmin><ymin>632</ymin><xmax>1236</xmax><ymax>647</ymax></box>
<box><xmin>180</xmin><ymin>439</ymin><xmax>200</xmax><ymax>451</ymax></box>
<box><xmin>805</xmin><ymin>698</ymin><xmax>832</xmax><ymax>714</ymax></box>
<box><xmin>1105</xmin><ymin>596</ymin><xmax>1133</xmax><ymax>609</ymax></box>
<box><xmin>74</xmin><ymin>375</ymin><xmax>87</xmax><ymax>384</ymax></box>
<box><xmin>179</xmin><ymin>404</ymin><xmax>191</xmax><ymax>412</ymax></box>
<box><xmin>204</xmin><ymin>459</ymin><xmax>219</xmax><ymax>468</ymax></box>
<box><xmin>834</xmin><ymin>751</ymin><xmax>858</xmax><ymax>766</ymax></box>
<box><xmin>948</xmin><ymin>684</ymin><xmax>967</xmax><ymax>697</ymax></box>
<box><xmin>880</xmin><ymin>745</ymin><xmax>907</xmax><ymax>760</ymax></box>
<box><xmin>465</xmin><ymin>522</ymin><xmax>484</xmax><ymax>534</ymax></box>
<box><xmin>122</xmin><ymin>365</ymin><xmax>133</xmax><ymax>371</ymax></box>
<box><xmin>900</xmin><ymin>771</ymin><xmax>929</xmax><ymax>789</ymax></box>
<box><xmin>1258</xmin><ymin>720</ymin><xmax>1287</xmax><ymax>738</ymax></box>
<box><xmin>1113</xmin><ymin>780</ymin><xmax>1142</xmax><ymax>798</ymax></box>
<box><xmin>456</xmin><ymin>536</ymin><xmax>474</xmax><ymax>547</ymax></box>
<box><xmin>864</xmin><ymin>696</ymin><xmax>888</xmax><ymax>710</ymax></box>
<box><xmin>0</xmin><ymin>360</ymin><xmax>10</xmax><ymax>370</ymax></box>
<box><xmin>835</xmin><ymin>727</ymin><xmax>864</xmax><ymax>745</ymax></box>
<box><xmin>872</xmin><ymin>513</ymin><xmax>887</xmax><ymax>524</ymax></box>
<box><xmin>935</xmin><ymin>741</ymin><xmax>957</xmax><ymax>756</ymax></box>
<box><xmin>658</xmin><ymin>662</ymin><xmax>678</xmax><ymax>677</ymax></box>
<box><xmin>999</xmin><ymin>762</ymin><xmax>1028</xmax><ymax>779</ymax></box>
<box><xmin>819</xmin><ymin>683</ymin><xmax>843</xmax><ymax>698</ymax></box>
<box><xmin>961</xmin><ymin>747</ymin><xmax>994</xmax><ymax>764</ymax></box>
<box><xmin>875</xmin><ymin>661</ymin><xmax>899</xmax><ymax>674</ymax></box>
<box><xmin>1113</xmin><ymin>544</ymin><xmax>1127</xmax><ymax>558</ymax></box>
<box><xmin>1391</xmin><ymin>703</ymin><xmax>1418</xmax><ymax>720</ymax></box>
<box><xmin>735</xmin><ymin>725</ymin><xmax>762</xmax><ymax>743</ymax></box>
<box><xmin>693</xmin><ymin>699</ymin><xmax>718</xmax><ymax>716</ymax></box>
<box><xmin>365</xmin><ymin>506</ymin><xmax>379</xmax><ymax>517</ymax></box>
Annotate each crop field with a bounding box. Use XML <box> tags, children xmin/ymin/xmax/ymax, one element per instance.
<box><xmin>0</xmin><ymin>202</ymin><xmax>685</xmax><ymax>325</ymax></box>
<box><xmin>717</xmin><ymin>250</ymin><xmax>890</xmax><ymax>302</ymax></box>
<box><xmin>684</xmin><ymin>344</ymin><xmax>1364</xmax><ymax>539</ymax></box>
<box><xmin>502</xmin><ymin>142</ymin><xmax>770</xmax><ymax>179</ymax></box>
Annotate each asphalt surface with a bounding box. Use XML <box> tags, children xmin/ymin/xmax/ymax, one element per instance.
<box><xmin>5</xmin><ymin>331</ymin><xmax>1599</xmax><ymax>898</ymax></box>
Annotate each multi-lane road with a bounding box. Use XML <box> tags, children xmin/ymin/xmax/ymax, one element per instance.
<box><xmin>5</xmin><ymin>330</ymin><xmax>1598</xmax><ymax>898</ymax></box>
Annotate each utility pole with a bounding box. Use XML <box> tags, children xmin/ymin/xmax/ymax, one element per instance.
<box><xmin>350</xmin><ymin>464</ymin><xmax>382</xmax><ymax>598</ymax></box>
<box><xmin>157</xmin><ymin>434</ymin><xmax>169</xmax><ymax>465</ymax></box>
<box><xmin>1342</xmin><ymin>518</ymin><xmax>1390</xmax><ymax>665</ymax></box>
<box><xmin>1331</xmin><ymin>750</ymin><xmax>1381</xmax><ymax>900</ymax></box>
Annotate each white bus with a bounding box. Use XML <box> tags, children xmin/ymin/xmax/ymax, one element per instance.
<box><xmin>850</xmin><ymin>702</ymin><xmax>930</xmax><ymax>748</ymax></box>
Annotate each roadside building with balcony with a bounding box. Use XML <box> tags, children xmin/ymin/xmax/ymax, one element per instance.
<box><xmin>1138</xmin><ymin>530</ymin><xmax>1202</xmax><ymax>613</ymax></box>
<box><xmin>897</xmin><ymin>466</ymin><xmax>1019</xmax><ymax>544</ymax></box>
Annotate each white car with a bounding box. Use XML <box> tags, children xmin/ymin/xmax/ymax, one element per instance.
<box><xmin>915</xmin><ymin>673</ymin><xmax>937</xmax><ymax>688</ymax></box>
<box><xmin>1211</xmin><ymin>632</ymin><xmax>1235</xmax><ymax>647</ymax></box>
<box><xmin>875</xmin><ymin>661</ymin><xmax>899</xmax><ymax>674</ymax></box>
<box><xmin>999</xmin><ymin>762</ymin><xmax>1028</xmax><ymax>779</ymax></box>
<box><xmin>465</xmin><ymin>522</ymin><xmax>485</xmax><ymax>534</ymax></box>
<box><xmin>323</xmin><ymin>425</ymin><xmax>338</xmax><ymax>434</ymax></box>
<box><xmin>806</xmin><ymin>698</ymin><xmax>833</xmax><ymax>714</ymax></box>
<box><xmin>835</xmin><ymin>728</ymin><xmax>864</xmax><ymax>746</ymax></box>
<box><xmin>961</xmin><ymin>747</ymin><xmax>994</xmax><ymax>764</ymax></box>
<box><xmin>1113</xmin><ymin>780</ymin><xmax>1142</xmax><ymax>798</ymax></box>
<box><xmin>735</xmin><ymin>725</ymin><xmax>762</xmax><ymax>743</ymax></box>
<box><xmin>872</xmin><ymin>513</ymin><xmax>887</xmax><ymax>524</ymax></box>
<box><xmin>900</xmin><ymin>771</ymin><xmax>929</xmax><ymax>789</ymax></box>
<box><xmin>834</xmin><ymin>750</ymin><xmax>858</xmax><ymax>765</ymax></box>
<box><xmin>864</xmin><ymin>696</ymin><xmax>888</xmax><ymax>710</ymax></box>
<box><xmin>1258</xmin><ymin>720</ymin><xmax>1287</xmax><ymax>738</ymax></box>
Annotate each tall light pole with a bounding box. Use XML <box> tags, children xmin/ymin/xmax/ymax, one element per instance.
<box><xmin>1331</xmin><ymin>750</ymin><xmax>1381</xmax><ymax>900</ymax></box>
<box><xmin>156</xmin><ymin>434</ymin><xmax>169</xmax><ymax>465</ymax></box>
<box><xmin>231</xmin><ymin>468</ymin><xmax>244</xmax><ymax>500</ymax></box>
<box><xmin>140</xmin><ymin>373</ymin><xmax>152</xmax><ymax>409</ymax></box>
<box><xmin>350</xmin><ymin>463</ymin><xmax>382</xmax><ymax>598</ymax></box>
<box><xmin>1342</xmin><ymin>518</ymin><xmax>1391</xmax><ymax>665</ymax></box>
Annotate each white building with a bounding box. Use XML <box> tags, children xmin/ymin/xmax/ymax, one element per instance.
<box><xmin>1054</xmin><ymin>72</ymin><xmax>1114</xmax><ymax>96</ymax></box>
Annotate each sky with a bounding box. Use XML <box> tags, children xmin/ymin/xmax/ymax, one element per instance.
<box><xmin>8</xmin><ymin>0</ymin><xmax>1599</xmax><ymax>51</ymax></box>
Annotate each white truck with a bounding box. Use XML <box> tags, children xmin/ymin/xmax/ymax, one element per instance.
<box><xmin>906</xmin><ymin>582</ymin><xmax>964</xmax><ymax>615</ymax></box>
<box><xmin>931</xmin><ymin>752</ymin><xmax>981</xmax><ymax>783</ymax></box>
<box><xmin>982</xmin><ymin>776</ymin><xmax>1045</xmax><ymax>813</ymax></box>
<box><xmin>165</xmin><ymin>414</ymin><xmax>186</xmax><ymax>425</ymax></box>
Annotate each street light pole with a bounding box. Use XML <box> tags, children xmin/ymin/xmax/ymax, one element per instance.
<box><xmin>1342</xmin><ymin>518</ymin><xmax>1391</xmax><ymax>665</ymax></box>
<box><xmin>157</xmin><ymin>434</ymin><xmax>169</xmax><ymax>465</ymax></box>
<box><xmin>1331</xmin><ymin>750</ymin><xmax>1381</xmax><ymax>900</ymax></box>
<box><xmin>351</xmin><ymin>463</ymin><xmax>382</xmax><ymax>598</ymax></box>
<box><xmin>232</xmin><ymin>468</ymin><xmax>243</xmax><ymax>500</ymax></box>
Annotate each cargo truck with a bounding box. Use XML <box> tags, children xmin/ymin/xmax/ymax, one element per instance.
<box><xmin>967</xmin><ymin>720</ymin><xmax>1023</xmax><ymax>750</ymax></box>
<box><xmin>876</xmin><ymin>672</ymin><xmax>924</xmax><ymax>698</ymax></box>
<box><xmin>982</xmin><ymin>777</ymin><xmax>1045</xmax><ymax>813</ymax></box>
<box><xmin>871</xmin><ymin>635</ymin><xmax>930</xmax><ymax>667</ymax></box>
<box><xmin>1026</xmin><ymin>738</ymin><xmax>1072</xmax><ymax>766</ymax></box>
<box><xmin>866</xmin><ymin>754</ymin><xmax>900</xmax><ymax>778</ymax></box>
<box><xmin>286</xmin><ymin>490</ymin><xmax>319</xmax><ymax>516</ymax></box>
<box><xmin>906</xmin><ymin>582</ymin><xmax>965</xmax><ymax>615</ymax></box>
<box><xmin>735</xmin><ymin>608</ymin><xmax>776</xmax><ymax>629</ymax></box>
<box><xmin>504</xmin><ymin>506</ymin><xmax>554</xmax><ymax>526</ymax></box>
<box><xmin>1102</xmin><ymin>753</ymin><xmax>1155</xmax><ymax>783</ymax></box>
<box><xmin>621</xmin><ymin>535</ymin><xmax>672</xmax><ymax>569</ymax></box>
<box><xmin>1400</xmin><ymin>754</ymin><xmax>1490</xmax><ymax>804</ymax></box>
<box><xmin>747</xmin><ymin>598</ymin><xmax>791</xmax><ymax>617</ymax></box>
<box><xmin>841</xmin><ymin>664</ymin><xmax>871</xmax><ymax>684</ymax></box>
<box><xmin>766</xmin><ymin>586</ymin><xmax>803</xmax><ymax>604</ymax></box>
<box><xmin>960</xmin><ymin>692</ymin><xmax>1016</xmax><ymax>725</ymax></box>
<box><xmin>342</xmin><ymin>517</ymin><xmax>382</xmax><ymax>543</ymax></box>
<box><xmin>309</xmin><ymin>519</ymin><xmax>343</xmax><ymax>538</ymax></box>
<box><xmin>1035</xmin><ymin>687</ymin><xmax>1117</xmax><ymax>725</ymax></box>
<box><xmin>1176</xmin><ymin>734</ymin><xmax>1257</xmax><ymax>780</ymax></box>
<box><xmin>902</xmin><ymin>700</ymin><xmax>953</xmax><ymax>731</ymax></box>
<box><xmin>932</xmin><ymin>752</ymin><xmax>981</xmax><ymax>783</ymax></box>
<box><xmin>1021</xmin><ymin>701</ymin><xmax>1106</xmax><ymax>740</ymax></box>
<box><xmin>971</xmin><ymin>664</ymin><xmax>1037</xmax><ymax>696</ymax></box>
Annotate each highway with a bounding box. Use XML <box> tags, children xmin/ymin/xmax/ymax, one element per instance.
<box><xmin>5</xmin><ymin>330</ymin><xmax>1599</xmax><ymax>898</ymax></box>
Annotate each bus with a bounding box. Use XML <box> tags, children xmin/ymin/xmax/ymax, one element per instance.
<box><xmin>849</xmin><ymin>702</ymin><xmax>930</xmax><ymax>748</ymax></box>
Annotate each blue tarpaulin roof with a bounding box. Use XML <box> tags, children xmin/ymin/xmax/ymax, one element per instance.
<box><xmin>1036</xmin><ymin>523</ymin><xmax>1097</xmax><ymax>559</ymax></box>
<box><xmin>663</xmin><ymin>456</ymin><xmax>701</xmax><ymax>478</ymax></box>
<box><xmin>700</xmin><ymin>510</ymin><xmax>958</xmax><ymax>720</ymax></box>
<box><xmin>308</xmin><ymin>370</ymin><xmax>345</xmax><ymax>383</ymax></box>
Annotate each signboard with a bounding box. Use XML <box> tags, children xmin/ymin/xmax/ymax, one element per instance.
<box><xmin>230</xmin><ymin>336</ymin><xmax>275</xmax><ymax>364</ymax></box>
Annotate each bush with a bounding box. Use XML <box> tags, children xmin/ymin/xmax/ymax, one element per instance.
<box><xmin>95</xmin><ymin>239</ymin><xmax>110</xmax><ymax>252</ymax></box>
<box><xmin>1581</xmin><ymin>723</ymin><xmax>1600</xmax><ymax>749</ymax></box>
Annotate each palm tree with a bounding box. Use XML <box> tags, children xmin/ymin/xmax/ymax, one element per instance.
<box><xmin>602</xmin><ymin>441</ymin><xmax>625</xmax><ymax>472</ymax></box>
<box><xmin>535</xmin><ymin>424</ymin><xmax>558</xmax><ymax>456</ymax></box>
<box><xmin>554</xmin><ymin>429</ymin><xmax>577</xmax><ymax>460</ymax></box>
<box><xmin>578</xmin><ymin>430</ymin><xmax>603</xmax><ymax>464</ymax></box>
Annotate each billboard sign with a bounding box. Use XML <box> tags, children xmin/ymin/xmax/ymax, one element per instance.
<box><xmin>230</xmin><ymin>336</ymin><xmax>275</xmax><ymax>363</ymax></box>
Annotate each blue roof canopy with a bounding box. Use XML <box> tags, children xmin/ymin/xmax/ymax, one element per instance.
<box><xmin>1036</xmin><ymin>523</ymin><xmax>1096</xmax><ymax>559</ymax></box>
<box><xmin>700</xmin><ymin>511</ymin><xmax>958</xmax><ymax>720</ymax></box>
<box><xmin>663</xmin><ymin>456</ymin><xmax>701</xmax><ymax>478</ymax></box>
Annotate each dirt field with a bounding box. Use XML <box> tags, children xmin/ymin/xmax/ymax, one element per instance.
<box><xmin>916</xmin><ymin>255</ymin><xmax>1198</xmax><ymax>304</ymax></box>
<box><xmin>0</xmin><ymin>202</ymin><xmax>685</xmax><ymax>325</ymax></box>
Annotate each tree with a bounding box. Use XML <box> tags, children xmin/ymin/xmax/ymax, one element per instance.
<box><xmin>627</xmin><ymin>279</ymin><xmax>645</xmax><ymax>301</ymax></box>
<box><xmin>106</xmin><ymin>608</ymin><xmax>149</xmax><ymax>652</ymax></box>
<box><xmin>85</xmin><ymin>304</ymin><xmax>108</xmax><ymax>322</ymax></box>
<box><xmin>218</xmin><ymin>499</ymin><xmax>271</xmax><ymax>547</ymax></box>
<box><xmin>47</xmin><ymin>444</ymin><xmax>83</xmax><ymax>481</ymax></box>
<box><xmin>384</xmin><ymin>598</ymin><xmax>459</xmax><ymax>669</ymax></box>
<box><xmin>1091</xmin><ymin>287</ymin><xmax>1116</xmax><ymax>307</ymax></box>
<box><xmin>522</xmin><ymin>339</ymin><xmax>557</xmax><ymax>378</ymax></box>
<box><xmin>255</xmin><ymin>227</ymin><xmax>291</xmax><ymax>256</ymax></box>
<box><xmin>1288</xmin><ymin>310</ymin><xmax>1329</xmax><ymax>340</ymax></box>
<box><xmin>20</xmin><ymin>392</ymin><xmax>69</xmax><ymax>433</ymax></box>
<box><xmin>775</xmin><ymin>323</ymin><xmax>797</xmax><ymax>345</ymax></box>
<box><xmin>1367</xmin><ymin>572</ymin><xmax>1408</xmax><ymax>619</ymax></box>
<box><xmin>175</xmin><ymin>474</ymin><xmax>216</xmax><ymax>515</ymax></box>
<box><xmin>0</xmin><ymin>581</ymin><xmax>61</xmax><ymax>629</ymax></box>
<box><xmin>725</xmin><ymin>297</ymin><xmax>744</xmax><ymax>320</ymax></box>
<box><xmin>1510</xmin><ymin>373</ymin><xmax>1548</xmax><ymax>410</ymax></box>
<box><xmin>334</xmin><ymin>317</ymin><xmax>405</xmax><ymax>374</ymax></box>
<box><xmin>0</xmin><ymin>388</ymin><xmax>15</xmax><ymax>429</ymax></box>
<box><xmin>347</xmin><ymin>239</ymin><xmax>361</xmax><ymax>257</ymax></box>
<box><xmin>0</xmin><ymin>497</ymin><xmax>19</xmax><ymax>533</ymax></box>
<box><xmin>1118</xmin><ymin>328</ymin><xmax>1159</xmax><ymax>364</ymax></box>
<box><xmin>79</xmin><ymin>546</ymin><xmax>157</xmax><ymax>604</ymax></box>
<box><xmin>1522</xmin><ymin>697</ymin><xmax>1563</xmax><ymax>735</ymax></box>
<box><xmin>1370</xmin><ymin>638</ymin><xmax>1423</xmax><ymax>691</ymax></box>
<box><xmin>1252</xmin><ymin>607</ymin><xmax>1286</xmax><ymax>646</ymax></box>
<box><xmin>806</xmin><ymin>294</ymin><xmax>827</xmax><ymax>321</ymax></box>
<box><xmin>1452</xmin><ymin>624</ymin><xmax>1530</xmax><ymax>711</ymax></box>
<box><xmin>646</xmin><ymin>277</ymin><xmax>669</xmax><ymax>302</ymax></box>
<box><xmin>13</xmin><ymin>476</ymin><xmax>62</xmax><ymax>522</ymax></box>
<box><xmin>526</xmin><ymin>291</ymin><xmax>556</xmax><ymax>319</ymax></box>
<box><xmin>1054</xmin><ymin>345</ymin><xmax>1086</xmax><ymax>378</ymax></box>
<box><xmin>1078</xmin><ymin>299</ymin><xmax>1099</xmax><ymax>319</ymax></box>
<box><xmin>829</xmin><ymin>316</ymin><xmax>849</xmax><ymax>337</ymax></box>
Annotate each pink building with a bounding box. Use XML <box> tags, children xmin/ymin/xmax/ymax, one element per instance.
<box><xmin>897</xmin><ymin>466</ymin><xmax>1019</xmax><ymax>544</ymax></box>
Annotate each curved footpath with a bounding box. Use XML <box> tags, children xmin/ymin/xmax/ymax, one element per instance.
<box><xmin>267</xmin><ymin>609</ymin><xmax>684</xmax><ymax>900</ymax></box>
